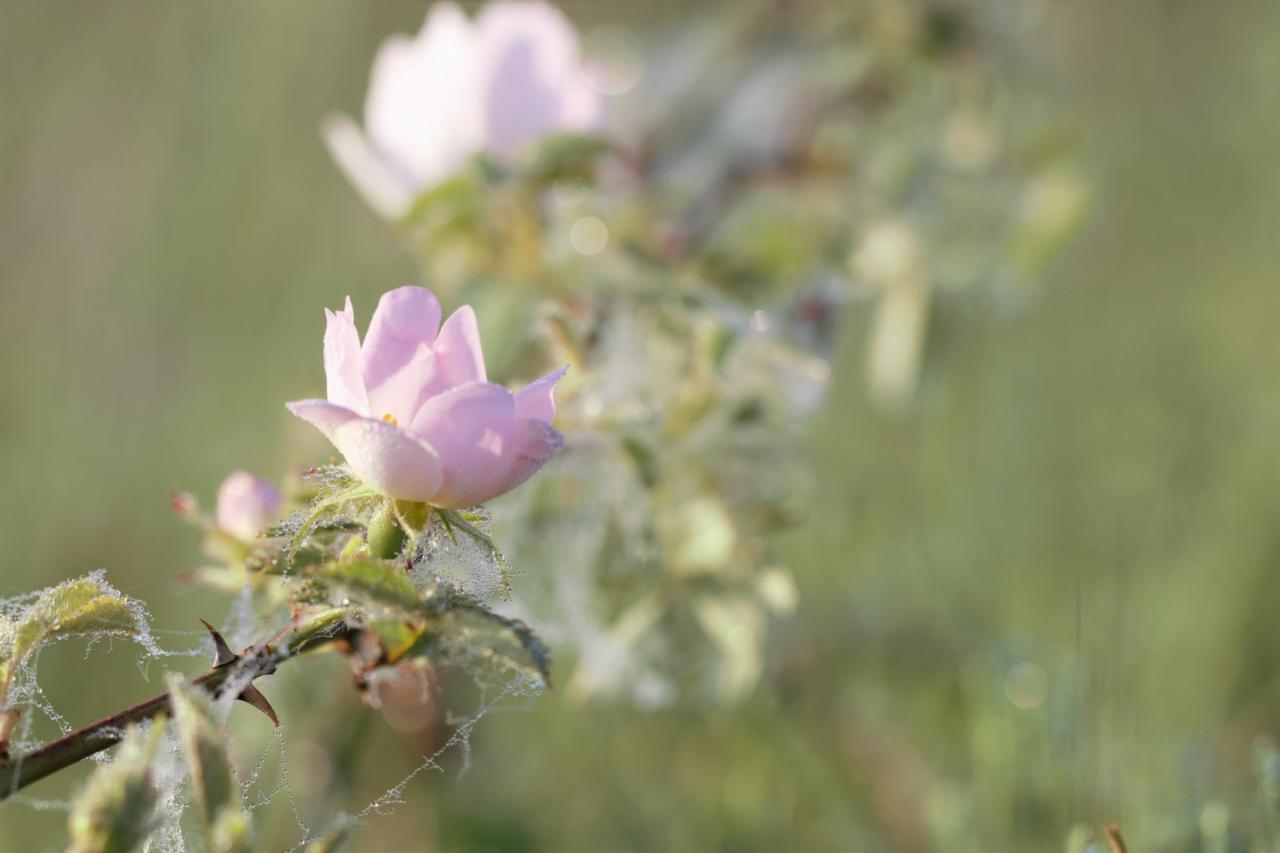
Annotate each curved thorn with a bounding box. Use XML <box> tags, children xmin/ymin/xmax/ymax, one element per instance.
<box><xmin>200</xmin><ymin>619</ymin><xmax>238</xmax><ymax>668</ymax></box>
<box><xmin>236</xmin><ymin>684</ymin><xmax>279</xmax><ymax>726</ymax></box>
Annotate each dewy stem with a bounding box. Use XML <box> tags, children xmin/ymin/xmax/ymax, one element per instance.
<box><xmin>0</xmin><ymin>608</ymin><xmax>352</xmax><ymax>800</ymax></box>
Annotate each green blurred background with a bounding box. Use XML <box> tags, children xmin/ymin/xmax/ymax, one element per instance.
<box><xmin>1</xmin><ymin>1</ymin><xmax>1278</xmax><ymax>850</ymax></box>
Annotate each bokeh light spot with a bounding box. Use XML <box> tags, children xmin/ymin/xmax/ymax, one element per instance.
<box><xmin>570</xmin><ymin>216</ymin><xmax>609</xmax><ymax>255</ymax></box>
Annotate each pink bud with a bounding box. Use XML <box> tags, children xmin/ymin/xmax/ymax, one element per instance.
<box><xmin>287</xmin><ymin>286</ymin><xmax>566</xmax><ymax>507</ymax></box>
<box><xmin>215</xmin><ymin>471</ymin><xmax>284</xmax><ymax>540</ymax></box>
<box><xmin>170</xmin><ymin>491</ymin><xmax>198</xmax><ymax>518</ymax></box>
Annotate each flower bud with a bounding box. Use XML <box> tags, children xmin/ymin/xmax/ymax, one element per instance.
<box><xmin>215</xmin><ymin>471</ymin><xmax>284</xmax><ymax>540</ymax></box>
<box><xmin>367</xmin><ymin>503</ymin><xmax>408</xmax><ymax>559</ymax></box>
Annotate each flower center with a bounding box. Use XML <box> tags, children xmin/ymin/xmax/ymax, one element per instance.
<box><xmin>382</xmin><ymin>413</ymin><xmax>399</xmax><ymax>427</ymax></box>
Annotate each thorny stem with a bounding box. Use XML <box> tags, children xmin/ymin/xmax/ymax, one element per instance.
<box><xmin>0</xmin><ymin>608</ymin><xmax>352</xmax><ymax>801</ymax></box>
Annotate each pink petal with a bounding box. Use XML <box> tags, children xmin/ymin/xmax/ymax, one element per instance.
<box><xmin>323</xmin><ymin>295</ymin><xmax>370</xmax><ymax>415</ymax></box>
<box><xmin>365</xmin><ymin>3</ymin><xmax>484</xmax><ymax>189</ymax></box>
<box><xmin>514</xmin><ymin>365</ymin><xmax>568</xmax><ymax>423</ymax></box>
<box><xmin>421</xmin><ymin>305</ymin><xmax>487</xmax><ymax>397</ymax></box>
<box><xmin>360</xmin><ymin>286</ymin><xmax>443</xmax><ymax>425</ymax></box>
<box><xmin>503</xmin><ymin>418</ymin><xmax>565</xmax><ymax>494</ymax></box>
<box><xmin>322</xmin><ymin>114</ymin><xmax>417</xmax><ymax>220</ymax></box>
<box><xmin>409</xmin><ymin>382</ymin><xmax>562</xmax><ymax>508</ymax></box>
<box><xmin>560</xmin><ymin>85</ymin><xmax>604</xmax><ymax>135</ymax></box>
<box><xmin>476</xmin><ymin>1</ymin><xmax>602</xmax><ymax>155</ymax></box>
<box><xmin>287</xmin><ymin>399</ymin><xmax>443</xmax><ymax>502</ymax></box>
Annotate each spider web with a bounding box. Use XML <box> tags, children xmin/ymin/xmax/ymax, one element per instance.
<box><xmin>0</xmin><ymin>568</ymin><xmax>541</xmax><ymax>851</ymax></box>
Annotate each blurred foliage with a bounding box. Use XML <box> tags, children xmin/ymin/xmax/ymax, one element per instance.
<box><xmin>66</xmin><ymin>722</ymin><xmax>166</xmax><ymax>853</ymax></box>
<box><xmin>0</xmin><ymin>0</ymin><xmax>1278</xmax><ymax>852</ymax></box>
<box><xmin>382</xmin><ymin>0</ymin><xmax>1085</xmax><ymax>709</ymax></box>
<box><xmin>169</xmin><ymin>677</ymin><xmax>254</xmax><ymax>853</ymax></box>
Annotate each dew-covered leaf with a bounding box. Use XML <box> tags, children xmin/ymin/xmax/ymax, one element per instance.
<box><xmin>0</xmin><ymin>574</ymin><xmax>144</xmax><ymax>704</ymax></box>
<box><xmin>167</xmin><ymin>675</ymin><xmax>252</xmax><ymax>853</ymax></box>
<box><xmin>411</xmin><ymin>508</ymin><xmax>512</xmax><ymax>600</ymax></box>
<box><xmin>282</xmin><ymin>479</ymin><xmax>381</xmax><ymax>566</ymax></box>
<box><xmin>307</xmin><ymin>560</ymin><xmax>420</xmax><ymax>617</ymax></box>
<box><xmin>66</xmin><ymin>720</ymin><xmax>166</xmax><ymax>853</ymax></box>
<box><xmin>298</xmin><ymin>557</ymin><xmax>550</xmax><ymax>688</ymax></box>
<box><xmin>279</xmin><ymin>606</ymin><xmax>352</xmax><ymax>657</ymax></box>
<box><xmin>416</xmin><ymin>590</ymin><xmax>551</xmax><ymax>689</ymax></box>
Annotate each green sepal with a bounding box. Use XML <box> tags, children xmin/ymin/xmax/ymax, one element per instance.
<box><xmin>366</xmin><ymin>503</ymin><xmax>407</xmax><ymax>560</ymax></box>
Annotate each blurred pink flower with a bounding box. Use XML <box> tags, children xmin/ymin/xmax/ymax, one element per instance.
<box><xmin>287</xmin><ymin>286</ymin><xmax>566</xmax><ymax>507</ymax></box>
<box><xmin>325</xmin><ymin>1</ymin><xmax>602</xmax><ymax>218</ymax></box>
<box><xmin>216</xmin><ymin>471</ymin><xmax>284</xmax><ymax>540</ymax></box>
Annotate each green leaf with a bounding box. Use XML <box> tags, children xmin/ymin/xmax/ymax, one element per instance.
<box><xmin>415</xmin><ymin>589</ymin><xmax>551</xmax><ymax>688</ymax></box>
<box><xmin>280</xmin><ymin>607</ymin><xmax>351</xmax><ymax>657</ymax></box>
<box><xmin>66</xmin><ymin>720</ymin><xmax>165</xmax><ymax>853</ymax></box>
<box><xmin>400</xmin><ymin>170</ymin><xmax>485</xmax><ymax>229</ymax></box>
<box><xmin>0</xmin><ymin>574</ymin><xmax>142</xmax><ymax>704</ymax></box>
<box><xmin>307</xmin><ymin>560</ymin><xmax>420</xmax><ymax>617</ymax></box>
<box><xmin>369</xmin><ymin>619</ymin><xmax>423</xmax><ymax>664</ymax></box>
<box><xmin>285</xmin><ymin>480</ymin><xmax>381</xmax><ymax>566</ymax></box>
<box><xmin>167</xmin><ymin>675</ymin><xmax>252</xmax><ymax>853</ymax></box>
<box><xmin>700</xmin><ymin>182</ymin><xmax>838</xmax><ymax>299</ymax></box>
<box><xmin>433</xmin><ymin>509</ymin><xmax>513</xmax><ymax>598</ymax></box>
<box><xmin>297</xmin><ymin>554</ymin><xmax>550</xmax><ymax>687</ymax></box>
<box><xmin>524</xmin><ymin>133</ymin><xmax>607</xmax><ymax>185</ymax></box>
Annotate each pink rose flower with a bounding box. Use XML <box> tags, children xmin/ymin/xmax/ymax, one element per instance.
<box><xmin>216</xmin><ymin>471</ymin><xmax>284</xmax><ymax>540</ymax></box>
<box><xmin>287</xmin><ymin>286</ymin><xmax>566</xmax><ymax>507</ymax></box>
<box><xmin>324</xmin><ymin>1</ymin><xmax>603</xmax><ymax>218</ymax></box>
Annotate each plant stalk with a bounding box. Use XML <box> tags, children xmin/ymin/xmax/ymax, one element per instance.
<box><xmin>0</xmin><ymin>609</ymin><xmax>351</xmax><ymax>800</ymax></box>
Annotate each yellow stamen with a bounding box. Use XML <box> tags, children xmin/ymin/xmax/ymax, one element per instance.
<box><xmin>382</xmin><ymin>413</ymin><xmax>398</xmax><ymax>427</ymax></box>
